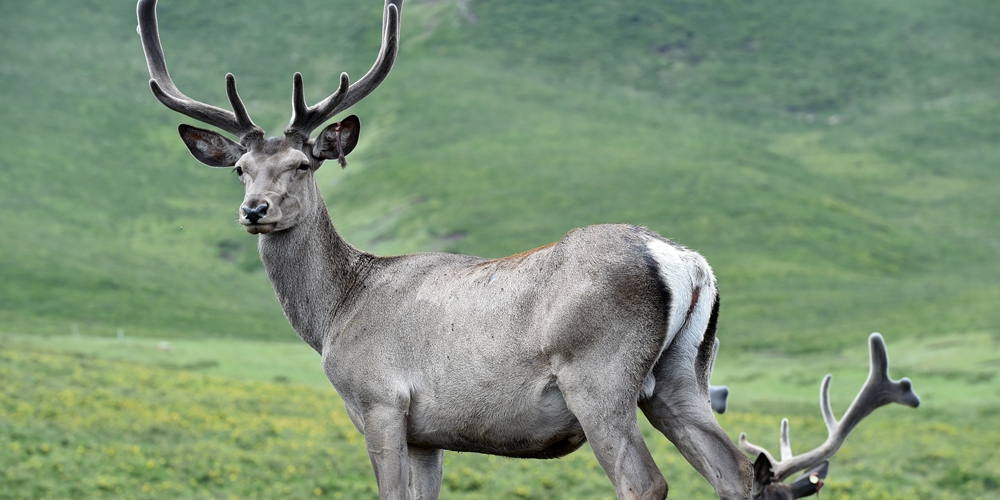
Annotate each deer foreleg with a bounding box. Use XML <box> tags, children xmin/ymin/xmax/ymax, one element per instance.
<box><xmin>363</xmin><ymin>407</ymin><xmax>411</xmax><ymax>500</ymax></box>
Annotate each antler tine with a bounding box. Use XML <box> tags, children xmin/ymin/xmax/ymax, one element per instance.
<box><xmin>225</xmin><ymin>73</ymin><xmax>261</xmax><ymax>139</ymax></box>
<box><xmin>820</xmin><ymin>374</ymin><xmax>837</xmax><ymax>431</ymax></box>
<box><xmin>738</xmin><ymin>433</ymin><xmax>776</xmax><ymax>465</ymax></box>
<box><xmin>284</xmin><ymin>72</ymin><xmax>351</xmax><ymax>140</ymax></box>
<box><xmin>737</xmin><ymin>420</ymin><xmax>793</xmax><ymax>466</ymax></box>
<box><xmin>779</xmin><ymin>418</ymin><xmax>792</xmax><ymax>462</ymax></box>
<box><xmin>325</xmin><ymin>0</ymin><xmax>403</xmax><ymax>118</ymax></box>
<box><xmin>740</xmin><ymin>333</ymin><xmax>920</xmax><ymax>482</ymax></box>
<box><xmin>137</xmin><ymin>0</ymin><xmax>262</xmax><ymax>143</ymax></box>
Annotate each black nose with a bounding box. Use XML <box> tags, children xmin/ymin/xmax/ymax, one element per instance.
<box><xmin>241</xmin><ymin>203</ymin><xmax>268</xmax><ymax>224</ymax></box>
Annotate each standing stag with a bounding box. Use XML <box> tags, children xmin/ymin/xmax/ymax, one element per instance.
<box><xmin>137</xmin><ymin>1</ymin><xmax>918</xmax><ymax>499</ymax></box>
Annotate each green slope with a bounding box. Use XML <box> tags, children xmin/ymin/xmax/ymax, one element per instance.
<box><xmin>1</xmin><ymin>0</ymin><xmax>998</xmax><ymax>351</ymax></box>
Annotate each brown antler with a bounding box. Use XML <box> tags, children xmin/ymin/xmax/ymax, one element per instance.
<box><xmin>136</xmin><ymin>0</ymin><xmax>263</xmax><ymax>144</ymax></box>
<box><xmin>739</xmin><ymin>333</ymin><xmax>920</xmax><ymax>482</ymax></box>
<box><xmin>284</xmin><ymin>0</ymin><xmax>402</xmax><ymax>140</ymax></box>
<box><xmin>285</xmin><ymin>72</ymin><xmax>351</xmax><ymax>142</ymax></box>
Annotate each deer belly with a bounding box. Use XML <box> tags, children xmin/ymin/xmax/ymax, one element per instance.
<box><xmin>405</xmin><ymin>378</ymin><xmax>587</xmax><ymax>459</ymax></box>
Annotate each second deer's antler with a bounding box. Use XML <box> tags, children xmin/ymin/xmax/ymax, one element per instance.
<box><xmin>739</xmin><ymin>333</ymin><xmax>920</xmax><ymax>482</ymax></box>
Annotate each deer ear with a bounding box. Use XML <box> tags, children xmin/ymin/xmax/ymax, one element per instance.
<box><xmin>752</xmin><ymin>453</ymin><xmax>774</xmax><ymax>497</ymax></box>
<box><xmin>312</xmin><ymin>115</ymin><xmax>361</xmax><ymax>166</ymax></box>
<box><xmin>178</xmin><ymin>124</ymin><xmax>245</xmax><ymax>167</ymax></box>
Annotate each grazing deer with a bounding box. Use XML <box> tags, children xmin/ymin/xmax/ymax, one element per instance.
<box><xmin>739</xmin><ymin>333</ymin><xmax>920</xmax><ymax>499</ymax></box>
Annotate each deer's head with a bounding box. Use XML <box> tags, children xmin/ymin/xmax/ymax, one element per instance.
<box><xmin>740</xmin><ymin>333</ymin><xmax>920</xmax><ymax>499</ymax></box>
<box><xmin>137</xmin><ymin>0</ymin><xmax>401</xmax><ymax>234</ymax></box>
<box><xmin>752</xmin><ymin>454</ymin><xmax>828</xmax><ymax>500</ymax></box>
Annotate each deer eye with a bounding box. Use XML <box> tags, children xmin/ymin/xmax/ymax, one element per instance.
<box><xmin>297</xmin><ymin>162</ymin><xmax>311</xmax><ymax>171</ymax></box>
<box><xmin>233</xmin><ymin>166</ymin><xmax>244</xmax><ymax>176</ymax></box>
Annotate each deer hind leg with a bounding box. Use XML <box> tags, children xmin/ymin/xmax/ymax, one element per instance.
<box><xmin>638</xmin><ymin>296</ymin><xmax>753</xmax><ymax>500</ymax></box>
<box><xmin>407</xmin><ymin>446</ymin><xmax>443</xmax><ymax>500</ymax></box>
<box><xmin>558</xmin><ymin>368</ymin><xmax>668</xmax><ymax>499</ymax></box>
<box><xmin>570</xmin><ymin>401</ymin><xmax>667</xmax><ymax>499</ymax></box>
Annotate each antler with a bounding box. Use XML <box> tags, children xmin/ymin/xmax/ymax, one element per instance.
<box><xmin>138</xmin><ymin>0</ymin><xmax>402</xmax><ymax>144</ymax></box>
<box><xmin>136</xmin><ymin>0</ymin><xmax>263</xmax><ymax>144</ymax></box>
<box><xmin>739</xmin><ymin>333</ymin><xmax>920</xmax><ymax>482</ymax></box>
<box><xmin>284</xmin><ymin>0</ymin><xmax>402</xmax><ymax>140</ymax></box>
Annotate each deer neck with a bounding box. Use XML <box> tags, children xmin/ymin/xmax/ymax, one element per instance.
<box><xmin>257</xmin><ymin>195</ymin><xmax>367</xmax><ymax>353</ymax></box>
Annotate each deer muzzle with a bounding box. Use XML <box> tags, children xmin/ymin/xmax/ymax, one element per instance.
<box><xmin>241</xmin><ymin>203</ymin><xmax>269</xmax><ymax>224</ymax></box>
<box><xmin>239</xmin><ymin>199</ymin><xmax>278</xmax><ymax>234</ymax></box>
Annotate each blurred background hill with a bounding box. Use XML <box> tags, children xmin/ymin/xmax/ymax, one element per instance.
<box><xmin>1</xmin><ymin>0</ymin><xmax>997</xmax><ymax>348</ymax></box>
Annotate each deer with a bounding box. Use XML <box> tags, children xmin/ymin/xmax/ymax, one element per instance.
<box><xmin>738</xmin><ymin>333</ymin><xmax>920</xmax><ymax>499</ymax></box>
<box><xmin>136</xmin><ymin>1</ymin><xmax>917</xmax><ymax>499</ymax></box>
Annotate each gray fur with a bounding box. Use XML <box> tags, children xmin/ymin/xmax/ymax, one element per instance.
<box><xmin>240</xmin><ymin>150</ymin><xmax>754</xmax><ymax>498</ymax></box>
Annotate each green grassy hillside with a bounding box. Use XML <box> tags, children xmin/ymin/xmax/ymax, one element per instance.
<box><xmin>2</xmin><ymin>0</ymin><xmax>998</xmax><ymax>347</ymax></box>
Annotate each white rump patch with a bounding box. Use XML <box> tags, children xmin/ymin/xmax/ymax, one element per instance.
<box><xmin>645</xmin><ymin>238</ymin><xmax>717</xmax><ymax>358</ymax></box>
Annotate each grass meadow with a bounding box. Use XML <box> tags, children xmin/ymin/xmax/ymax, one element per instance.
<box><xmin>2</xmin><ymin>0</ymin><xmax>999</xmax><ymax>498</ymax></box>
<box><xmin>2</xmin><ymin>332</ymin><xmax>998</xmax><ymax>499</ymax></box>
